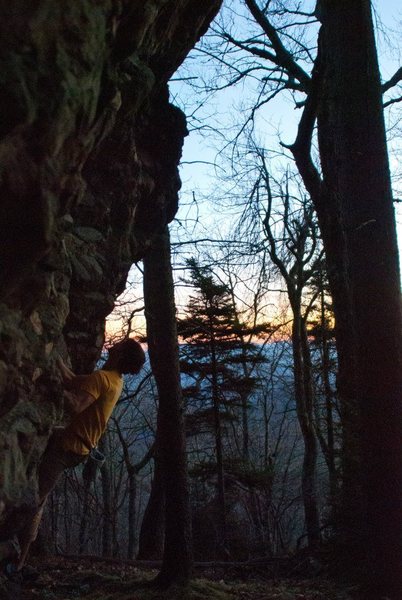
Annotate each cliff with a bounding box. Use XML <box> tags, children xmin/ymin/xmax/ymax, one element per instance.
<box><xmin>0</xmin><ymin>0</ymin><xmax>221</xmax><ymax>547</ymax></box>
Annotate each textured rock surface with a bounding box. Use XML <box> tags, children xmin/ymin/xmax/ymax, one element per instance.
<box><xmin>0</xmin><ymin>0</ymin><xmax>221</xmax><ymax>540</ymax></box>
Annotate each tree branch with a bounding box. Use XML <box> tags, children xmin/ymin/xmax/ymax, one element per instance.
<box><xmin>244</xmin><ymin>0</ymin><xmax>311</xmax><ymax>92</ymax></box>
<box><xmin>283</xmin><ymin>39</ymin><xmax>323</xmax><ymax>203</ymax></box>
<box><xmin>383</xmin><ymin>95</ymin><xmax>402</xmax><ymax>109</ymax></box>
<box><xmin>382</xmin><ymin>66</ymin><xmax>402</xmax><ymax>93</ymax></box>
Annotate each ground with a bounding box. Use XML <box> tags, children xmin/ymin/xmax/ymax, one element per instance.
<box><xmin>0</xmin><ymin>556</ymin><xmax>356</xmax><ymax>600</ymax></box>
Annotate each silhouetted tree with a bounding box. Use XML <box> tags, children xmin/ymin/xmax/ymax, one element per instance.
<box><xmin>179</xmin><ymin>257</ymin><xmax>270</xmax><ymax>555</ymax></box>
<box><xmin>289</xmin><ymin>3</ymin><xmax>402</xmax><ymax>595</ymax></box>
<box><xmin>181</xmin><ymin>1</ymin><xmax>402</xmax><ymax>592</ymax></box>
<box><xmin>143</xmin><ymin>226</ymin><xmax>193</xmax><ymax>586</ymax></box>
<box><xmin>136</xmin><ymin>447</ymin><xmax>166</xmax><ymax>560</ymax></box>
<box><xmin>241</xmin><ymin>162</ymin><xmax>323</xmax><ymax>548</ymax></box>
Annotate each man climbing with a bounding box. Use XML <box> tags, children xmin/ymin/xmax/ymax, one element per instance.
<box><xmin>5</xmin><ymin>337</ymin><xmax>145</xmax><ymax>580</ymax></box>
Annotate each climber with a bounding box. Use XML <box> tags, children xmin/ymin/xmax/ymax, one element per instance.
<box><xmin>5</xmin><ymin>337</ymin><xmax>145</xmax><ymax>582</ymax></box>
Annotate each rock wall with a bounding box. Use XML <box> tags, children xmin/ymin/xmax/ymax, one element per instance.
<box><xmin>0</xmin><ymin>0</ymin><xmax>221</xmax><ymax>543</ymax></box>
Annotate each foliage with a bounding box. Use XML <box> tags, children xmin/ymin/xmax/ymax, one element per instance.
<box><xmin>179</xmin><ymin>257</ymin><xmax>270</xmax><ymax>419</ymax></box>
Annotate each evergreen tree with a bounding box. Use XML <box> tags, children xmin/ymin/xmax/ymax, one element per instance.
<box><xmin>178</xmin><ymin>258</ymin><xmax>271</xmax><ymax>556</ymax></box>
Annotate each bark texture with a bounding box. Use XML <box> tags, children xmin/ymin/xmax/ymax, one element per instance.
<box><xmin>318</xmin><ymin>4</ymin><xmax>402</xmax><ymax>596</ymax></box>
<box><xmin>0</xmin><ymin>0</ymin><xmax>221</xmax><ymax>546</ymax></box>
<box><xmin>136</xmin><ymin>452</ymin><xmax>166</xmax><ymax>561</ymax></box>
<box><xmin>292</xmin><ymin>1</ymin><xmax>402</xmax><ymax>596</ymax></box>
<box><xmin>143</xmin><ymin>227</ymin><xmax>193</xmax><ymax>585</ymax></box>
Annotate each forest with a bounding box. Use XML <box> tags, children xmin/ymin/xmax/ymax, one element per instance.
<box><xmin>0</xmin><ymin>1</ymin><xmax>401</xmax><ymax>600</ymax></box>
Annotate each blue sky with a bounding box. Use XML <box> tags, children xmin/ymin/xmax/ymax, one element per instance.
<box><xmin>107</xmin><ymin>1</ymin><xmax>402</xmax><ymax>337</ymax></box>
<box><xmin>170</xmin><ymin>0</ymin><xmax>402</xmax><ymax>269</ymax></box>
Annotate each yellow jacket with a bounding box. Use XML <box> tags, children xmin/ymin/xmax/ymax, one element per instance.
<box><xmin>60</xmin><ymin>369</ymin><xmax>123</xmax><ymax>455</ymax></box>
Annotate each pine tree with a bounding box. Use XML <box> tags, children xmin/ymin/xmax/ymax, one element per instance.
<box><xmin>178</xmin><ymin>258</ymin><xmax>271</xmax><ymax>556</ymax></box>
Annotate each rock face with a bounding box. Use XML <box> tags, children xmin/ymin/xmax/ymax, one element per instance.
<box><xmin>0</xmin><ymin>1</ymin><xmax>221</xmax><ymax>541</ymax></box>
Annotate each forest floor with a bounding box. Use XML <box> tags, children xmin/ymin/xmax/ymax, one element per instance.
<box><xmin>0</xmin><ymin>556</ymin><xmax>356</xmax><ymax>600</ymax></box>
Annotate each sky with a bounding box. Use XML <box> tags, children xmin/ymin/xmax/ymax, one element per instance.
<box><xmin>170</xmin><ymin>0</ymin><xmax>402</xmax><ymax>265</ymax></box>
<box><xmin>107</xmin><ymin>0</ymin><xmax>402</xmax><ymax>338</ymax></box>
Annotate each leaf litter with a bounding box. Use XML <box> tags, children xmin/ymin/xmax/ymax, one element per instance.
<box><xmin>2</xmin><ymin>556</ymin><xmax>354</xmax><ymax>600</ymax></box>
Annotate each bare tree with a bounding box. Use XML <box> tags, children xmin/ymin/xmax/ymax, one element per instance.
<box><xmin>239</xmin><ymin>157</ymin><xmax>322</xmax><ymax>548</ymax></box>
<box><xmin>113</xmin><ymin>417</ymin><xmax>155</xmax><ymax>559</ymax></box>
<box><xmin>177</xmin><ymin>1</ymin><xmax>402</xmax><ymax>593</ymax></box>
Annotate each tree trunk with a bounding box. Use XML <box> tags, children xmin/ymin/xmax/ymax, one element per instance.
<box><xmin>63</xmin><ymin>475</ymin><xmax>71</xmax><ymax>553</ymax></box>
<box><xmin>143</xmin><ymin>226</ymin><xmax>193</xmax><ymax>586</ymax></box>
<box><xmin>305</xmin><ymin>2</ymin><xmax>402</xmax><ymax>595</ymax></box>
<box><xmin>114</xmin><ymin>417</ymin><xmax>154</xmax><ymax>560</ymax></box>
<box><xmin>137</xmin><ymin>452</ymin><xmax>166</xmax><ymax>560</ymax></box>
<box><xmin>319</xmin><ymin>286</ymin><xmax>337</xmax><ymax>503</ymax></box>
<box><xmin>99</xmin><ymin>437</ymin><xmax>112</xmax><ymax>557</ymax></box>
<box><xmin>209</xmin><ymin>321</ymin><xmax>227</xmax><ymax>555</ymax></box>
<box><xmin>291</xmin><ymin>309</ymin><xmax>320</xmax><ymax>549</ymax></box>
<box><xmin>127</xmin><ymin>467</ymin><xmax>137</xmax><ymax>560</ymax></box>
<box><xmin>241</xmin><ymin>393</ymin><xmax>250</xmax><ymax>461</ymax></box>
<box><xmin>79</xmin><ymin>458</ymin><xmax>97</xmax><ymax>554</ymax></box>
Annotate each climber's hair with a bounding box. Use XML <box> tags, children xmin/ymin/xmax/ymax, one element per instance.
<box><xmin>109</xmin><ymin>338</ymin><xmax>145</xmax><ymax>374</ymax></box>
